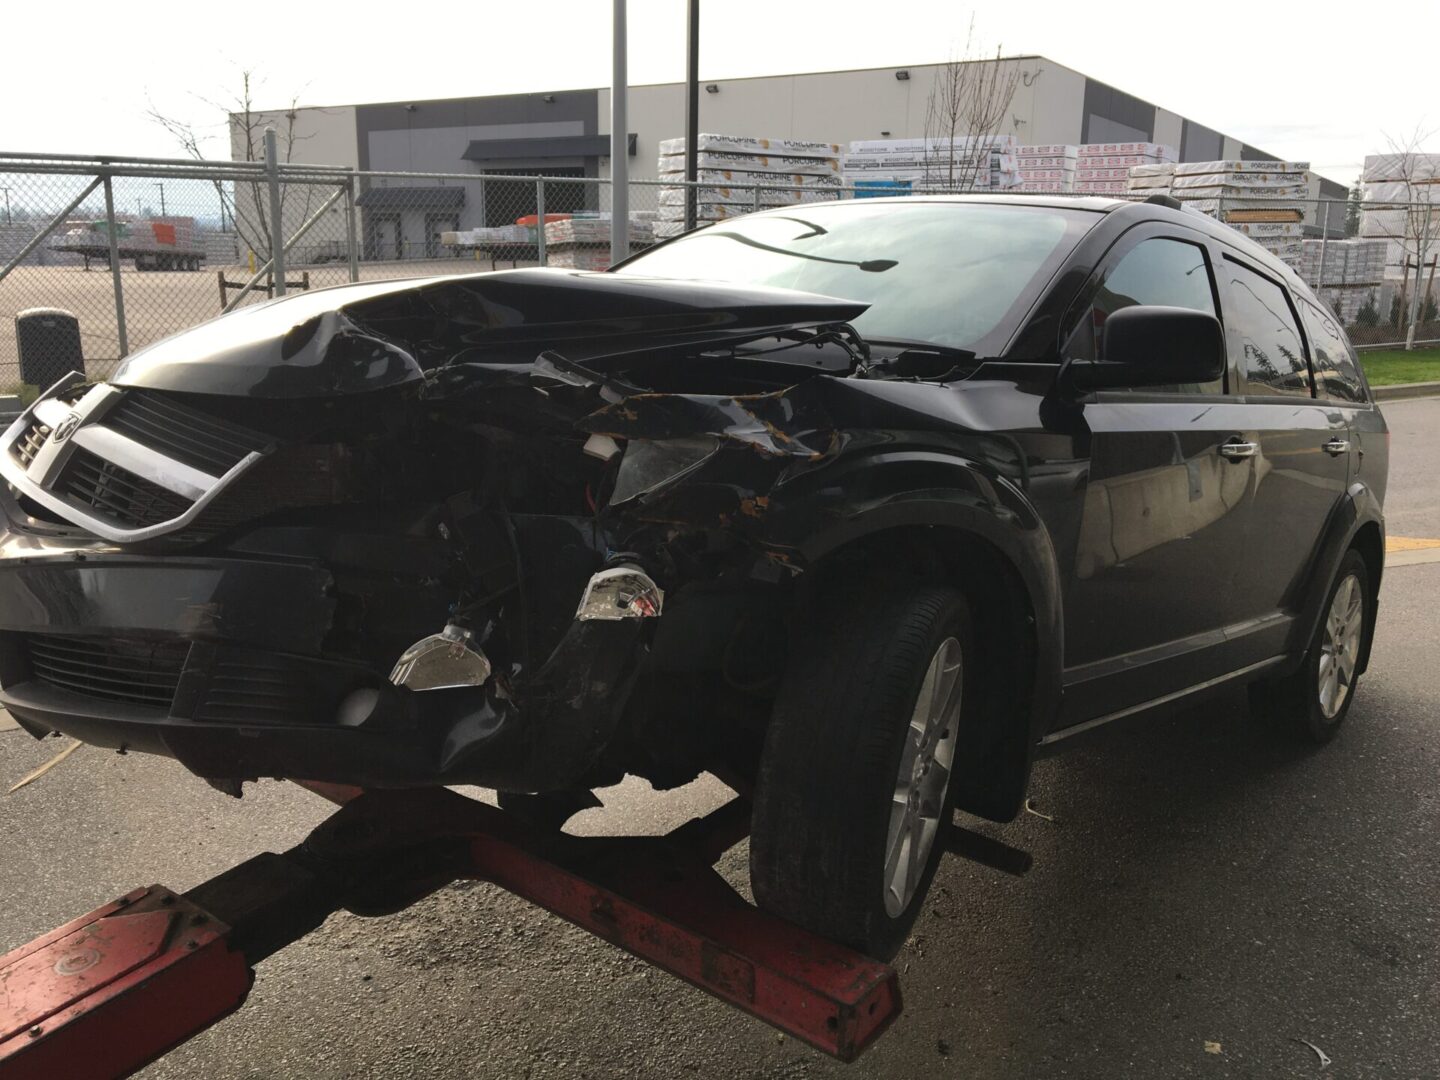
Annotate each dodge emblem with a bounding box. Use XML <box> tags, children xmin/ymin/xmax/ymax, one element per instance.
<box><xmin>52</xmin><ymin>412</ymin><xmax>81</xmax><ymax>443</ymax></box>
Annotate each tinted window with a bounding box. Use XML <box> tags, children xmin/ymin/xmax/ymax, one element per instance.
<box><xmin>617</xmin><ymin>202</ymin><xmax>1097</xmax><ymax>353</ymax></box>
<box><xmin>1066</xmin><ymin>236</ymin><xmax>1222</xmax><ymax>393</ymax></box>
<box><xmin>1301</xmin><ymin>300</ymin><xmax>1367</xmax><ymax>403</ymax></box>
<box><xmin>1221</xmin><ymin>257</ymin><xmax>1312</xmax><ymax>397</ymax></box>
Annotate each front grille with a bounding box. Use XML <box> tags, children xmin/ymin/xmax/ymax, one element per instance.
<box><xmin>195</xmin><ymin>654</ymin><xmax>316</xmax><ymax>725</ymax></box>
<box><xmin>11</xmin><ymin>419</ymin><xmax>50</xmax><ymax>468</ymax></box>
<box><xmin>26</xmin><ymin>634</ymin><xmax>188</xmax><ymax>710</ymax></box>
<box><xmin>104</xmin><ymin>390</ymin><xmax>271</xmax><ymax>476</ymax></box>
<box><xmin>58</xmin><ymin>448</ymin><xmax>192</xmax><ymax>528</ymax></box>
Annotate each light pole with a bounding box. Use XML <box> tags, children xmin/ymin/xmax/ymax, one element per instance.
<box><xmin>610</xmin><ymin>0</ymin><xmax>628</xmax><ymax>267</ymax></box>
<box><xmin>154</xmin><ymin>182</ymin><xmax>166</xmax><ymax>217</ymax></box>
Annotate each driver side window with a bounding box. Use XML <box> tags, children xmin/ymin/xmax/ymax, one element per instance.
<box><xmin>1066</xmin><ymin>236</ymin><xmax>1224</xmax><ymax>394</ymax></box>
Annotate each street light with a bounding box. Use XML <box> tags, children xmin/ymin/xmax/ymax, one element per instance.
<box><xmin>154</xmin><ymin>182</ymin><xmax>166</xmax><ymax>218</ymax></box>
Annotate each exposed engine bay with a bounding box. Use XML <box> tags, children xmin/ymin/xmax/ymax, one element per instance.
<box><xmin>0</xmin><ymin>268</ymin><xmax>1005</xmax><ymax>796</ymax></box>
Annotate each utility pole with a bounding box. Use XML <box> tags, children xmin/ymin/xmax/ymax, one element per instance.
<box><xmin>1</xmin><ymin>187</ymin><xmax>11</xmax><ymax>225</ymax></box>
<box><xmin>154</xmin><ymin>183</ymin><xmax>166</xmax><ymax>217</ymax></box>
<box><xmin>610</xmin><ymin>0</ymin><xmax>629</xmax><ymax>267</ymax></box>
<box><xmin>684</xmin><ymin>0</ymin><xmax>699</xmax><ymax>232</ymax></box>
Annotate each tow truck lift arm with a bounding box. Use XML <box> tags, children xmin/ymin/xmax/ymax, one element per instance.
<box><xmin>0</xmin><ymin>785</ymin><xmax>909</xmax><ymax>1078</ymax></box>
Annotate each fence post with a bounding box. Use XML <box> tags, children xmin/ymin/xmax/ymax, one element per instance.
<box><xmin>345</xmin><ymin>175</ymin><xmax>360</xmax><ymax>282</ymax></box>
<box><xmin>101</xmin><ymin>173</ymin><xmax>129</xmax><ymax>358</ymax></box>
<box><xmin>535</xmin><ymin>177</ymin><xmax>547</xmax><ymax>267</ymax></box>
<box><xmin>264</xmin><ymin>128</ymin><xmax>287</xmax><ymax>297</ymax></box>
<box><xmin>1317</xmin><ymin>200</ymin><xmax>1331</xmax><ymax>292</ymax></box>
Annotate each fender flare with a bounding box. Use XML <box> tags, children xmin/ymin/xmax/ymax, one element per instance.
<box><xmin>763</xmin><ymin>449</ymin><xmax>1064</xmax><ymax>820</ymax></box>
<box><xmin>1284</xmin><ymin>480</ymin><xmax>1385</xmax><ymax>674</ymax></box>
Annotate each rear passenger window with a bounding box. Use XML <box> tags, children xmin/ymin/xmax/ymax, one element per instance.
<box><xmin>1221</xmin><ymin>257</ymin><xmax>1312</xmax><ymax>397</ymax></box>
<box><xmin>1301</xmin><ymin>300</ymin><xmax>1367</xmax><ymax>403</ymax></box>
<box><xmin>1067</xmin><ymin>237</ymin><xmax>1223</xmax><ymax>393</ymax></box>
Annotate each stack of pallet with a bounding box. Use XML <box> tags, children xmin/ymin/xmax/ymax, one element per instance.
<box><xmin>544</xmin><ymin>213</ymin><xmax>656</xmax><ymax>271</ymax></box>
<box><xmin>1170</xmin><ymin>161</ymin><xmax>1310</xmax><ymax>266</ymax></box>
<box><xmin>1358</xmin><ymin>153</ymin><xmax>1440</xmax><ymax>286</ymax></box>
<box><xmin>1125</xmin><ymin>162</ymin><xmax>1177</xmax><ymax>198</ymax></box>
<box><xmin>657</xmin><ymin>134</ymin><xmax>843</xmax><ymax>237</ymax></box>
<box><xmin>1015</xmin><ymin>145</ymin><xmax>1077</xmax><ymax>192</ymax></box>
<box><xmin>841</xmin><ymin>136</ymin><xmax>1022</xmax><ymax>195</ymax></box>
<box><xmin>1297</xmin><ymin>239</ymin><xmax>1387</xmax><ymax>324</ymax></box>
<box><xmin>1074</xmin><ymin>143</ymin><xmax>1176</xmax><ymax>194</ymax></box>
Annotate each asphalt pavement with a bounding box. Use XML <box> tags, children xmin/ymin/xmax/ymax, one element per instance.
<box><xmin>2</xmin><ymin>397</ymin><xmax>1438</xmax><ymax>1079</ymax></box>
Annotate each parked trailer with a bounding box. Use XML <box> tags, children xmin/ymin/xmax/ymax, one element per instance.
<box><xmin>50</xmin><ymin>218</ymin><xmax>205</xmax><ymax>271</ymax></box>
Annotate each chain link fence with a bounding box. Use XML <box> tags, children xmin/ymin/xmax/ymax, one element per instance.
<box><xmin>3</xmin><ymin>151</ymin><xmax>1436</xmax><ymax>392</ymax></box>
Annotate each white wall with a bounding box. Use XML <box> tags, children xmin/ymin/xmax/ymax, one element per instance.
<box><xmin>598</xmin><ymin>56</ymin><xmax>1069</xmax><ymax>182</ymax></box>
<box><xmin>226</xmin><ymin>105</ymin><xmax>358</xmax><ymax>265</ymax></box>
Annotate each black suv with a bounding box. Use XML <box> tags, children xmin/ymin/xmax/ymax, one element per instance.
<box><xmin>0</xmin><ymin>196</ymin><xmax>1386</xmax><ymax>959</ymax></box>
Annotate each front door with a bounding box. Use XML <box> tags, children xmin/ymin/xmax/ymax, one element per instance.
<box><xmin>374</xmin><ymin>215</ymin><xmax>401</xmax><ymax>261</ymax></box>
<box><xmin>1059</xmin><ymin>226</ymin><xmax>1259</xmax><ymax>724</ymax></box>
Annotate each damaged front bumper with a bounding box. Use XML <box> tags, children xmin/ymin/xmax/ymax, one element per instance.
<box><xmin>0</xmin><ymin>541</ymin><xmax>654</xmax><ymax>791</ymax></box>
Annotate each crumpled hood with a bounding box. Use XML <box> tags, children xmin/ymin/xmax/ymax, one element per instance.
<box><xmin>109</xmin><ymin>268</ymin><xmax>869</xmax><ymax>399</ymax></box>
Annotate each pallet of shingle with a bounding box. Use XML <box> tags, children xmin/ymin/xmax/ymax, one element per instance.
<box><xmin>1079</xmin><ymin>142</ymin><xmax>1175</xmax><ymax>160</ymax></box>
<box><xmin>1016</xmin><ymin>155</ymin><xmax>1077</xmax><ymax>169</ymax></box>
<box><xmin>658</xmin><ymin>169</ymin><xmax>841</xmax><ymax>189</ymax></box>
<box><xmin>659</xmin><ymin>151</ymin><xmax>842</xmax><ymax>176</ymax></box>
<box><xmin>846</xmin><ymin>136</ymin><xmax>1017</xmax><ymax>155</ymax></box>
<box><xmin>657</xmin><ymin>185</ymin><xmax>806</xmax><ymax>207</ymax></box>
<box><xmin>1018</xmin><ymin>144</ymin><xmax>1078</xmax><ymax>158</ymax></box>
<box><xmin>1174</xmin><ymin>159</ymin><xmax>1309</xmax><ymax>175</ymax></box>
<box><xmin>544</xmin><ymin>218</ymin><xmax>655</xmax><ymax>245</ymax></box>
<box><xmin>1362</xmin><ymin>153</ymin><xmax>1440</xmax><ymax>183</ymax></box>
<box><xmin>659</xmin><ymin>134</ymin><xmax>843</xmax><ymax>158</ymax></box>
<box><xmin>1171</xmin><ymin>171</ymin><xmax>1306</xmax><ymax>190</ymax></box>
<box><xmin>1229</xmin><ymin>221</ymin><xmax>1306</xmax><ymax>238</ymax></box>
<box><xmin>1179</xmin><ymin>183</ymin><xmax>1310</xmax><ymax>200</ymax></box>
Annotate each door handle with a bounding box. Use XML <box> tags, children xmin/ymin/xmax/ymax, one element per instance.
<box><xmin>1322</xmin><ymin>438</ymin><xmax>1350</xmax><ymax>456</ymax></box>
<box><xmin>1218</xmin><ymin>441</ymin><xmax>1257</xmax><ymax>460</ymax></box>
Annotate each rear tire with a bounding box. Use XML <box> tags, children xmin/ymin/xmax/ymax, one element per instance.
<box><xmin>1248</xmin><ymin>549</ymin><xmax>1372</xmax><ymax>744</ymax></box>
<box><xmin>750</xmin><ymin>583</ymin><xmax>972</xmax><ymax>960</ymax></box>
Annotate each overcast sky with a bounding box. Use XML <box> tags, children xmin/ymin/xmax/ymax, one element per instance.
<box><xmin>2</xmin><ymin>1</ymin><xmax>1435</xmax><ymax>184</ymax></box>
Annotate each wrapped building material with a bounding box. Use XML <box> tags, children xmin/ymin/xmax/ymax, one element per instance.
<box><xmin>658</xmin><ymin>134</ymin><xmax>842</xmax><ymax>159</ymax></box>
<box><xmin>658</xmin><ymin>152</ymin><xmax>842</xmax><ymax>178</ymax></box>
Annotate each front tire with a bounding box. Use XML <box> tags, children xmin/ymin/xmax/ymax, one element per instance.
<box><xmin>750</xmin><ymin>583</ymin><xmax>972</xmax><ymax>960</ymax></box>
<box><xmin>1249</xmin><ymin>549</ymin><xmax>1372</xmax><ymax>743</ymax></box>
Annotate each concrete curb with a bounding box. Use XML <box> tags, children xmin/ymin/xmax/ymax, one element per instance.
<box><xmin>1374</xmin><ymin>381</ymin><xmax>1440</xmax><ymax>401</ymax></box>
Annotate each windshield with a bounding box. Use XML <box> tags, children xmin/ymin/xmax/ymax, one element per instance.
<box><xmin>616</xmin><ymin>201</ymin><xmax>1098</xmax><ymax>354</ymax></box>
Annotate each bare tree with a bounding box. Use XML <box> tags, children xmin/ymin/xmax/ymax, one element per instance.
<box><xmin>922</xmin><ymin>19</ymin><xmax>1025</xmax><ymax>191</ymax></box>
<box><xmin>147</xmin><ymin>70</ymin><xmax>326</xmax><ymax>263</ymax></box>
<box><xmin>1368</xmin><ymin>125</ymin><xmax>1440</xmax><ymax>348</ymax></box>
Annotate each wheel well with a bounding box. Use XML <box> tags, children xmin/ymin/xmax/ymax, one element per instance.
<box><xmin>1350</xmin><ymin>521</ymin><xmax>1383</xmax><ymax>673</ymax></box>
<box><xmin>806</xmin><ymin>525</ymin><xmax>1039</xmax><ymax>821</ymax></box>
<box><xmin>1350</xmin><ymin>522</ymin><xmax>1383</xmax><ymax>594</ymax></box>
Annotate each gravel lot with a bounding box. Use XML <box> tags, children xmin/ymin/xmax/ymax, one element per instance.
<box><xmin>1</xmin><ymin>399</ymin><xmax>1437</xmax><ymax>1079</ymax></box>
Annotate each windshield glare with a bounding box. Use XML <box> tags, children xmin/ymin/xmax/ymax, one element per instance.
<box><xmin>617</xmin><ymin>201</ymin><xmax>1096</xmax><ymax>353</ymax></box>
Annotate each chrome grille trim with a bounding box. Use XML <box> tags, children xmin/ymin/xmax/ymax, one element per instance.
<box><xmin>0</xmin><ymin>373</ymin><xmax>270</xmax><ymax>543</ymax></box>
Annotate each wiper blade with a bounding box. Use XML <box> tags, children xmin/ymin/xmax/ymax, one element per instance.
<box><xmin>862</xmin><ymin>338</ymin><xmax>977</xmax><ymax>361</ymax></box>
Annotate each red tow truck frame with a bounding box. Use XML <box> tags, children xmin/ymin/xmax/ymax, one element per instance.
<box><xmin>0</xmin><ymin>781</ymin><xmax>1029</xmax><ymax>1078</ymax></box>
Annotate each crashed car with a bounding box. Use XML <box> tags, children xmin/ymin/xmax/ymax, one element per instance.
<box><xmin>0</xmin><ymin>196</ymin><xmax>1387</xmax><ymax>958</ymax></box>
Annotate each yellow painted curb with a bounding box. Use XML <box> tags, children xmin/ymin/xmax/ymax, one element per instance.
<box><xmin>1386</xmin><ymin>536</ymin><xmax>1440</xmax><ymax>553</ymax></box>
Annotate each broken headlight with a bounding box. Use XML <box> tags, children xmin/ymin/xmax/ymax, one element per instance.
<box><xmin>609</xmin><ymin>436</ymin><xmax>719</xmax><ymax>505</ymax></box>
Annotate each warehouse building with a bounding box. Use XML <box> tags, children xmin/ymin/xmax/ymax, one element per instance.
<box><xmin>235</xmin><ymin>55</ymin><xmax>1346</xmax><ymax>258</ymax></box>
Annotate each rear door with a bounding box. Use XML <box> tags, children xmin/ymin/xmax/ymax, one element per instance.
<box><xmin>1218</xmin><ymin>253</ymin><xmax>1351</xmax><ymax>632</ymax></box>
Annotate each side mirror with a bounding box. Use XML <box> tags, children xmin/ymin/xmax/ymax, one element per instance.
<box><xmin>1065</xmin><ymin>305</ymin><xmax>1225</xmax><ymax>392</ymax></box>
